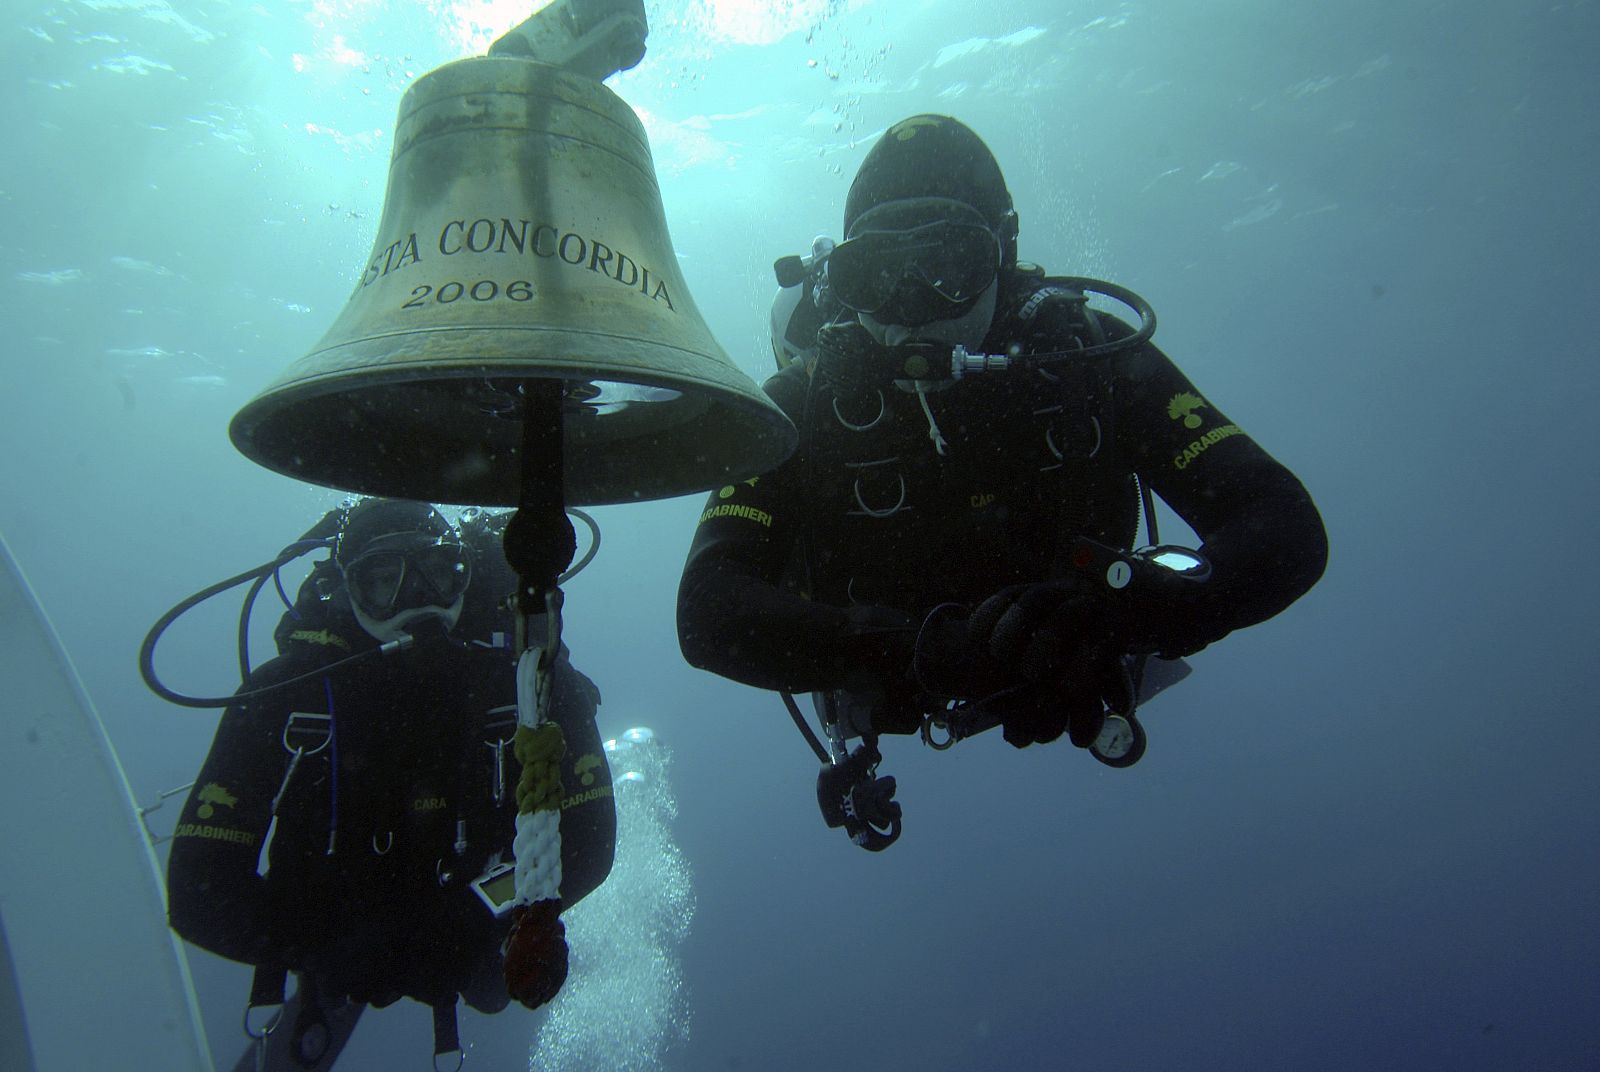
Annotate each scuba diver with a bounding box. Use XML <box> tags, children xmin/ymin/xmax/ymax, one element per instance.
<box><xmin>677</xmin><ymin>114</ymin><xmax>1328</xmax><ymax>851</ymax></box>
<box><xmin>152</xmin><ymin>497</ymin><xmax>615</xmax><ymax>1069</ymax></box>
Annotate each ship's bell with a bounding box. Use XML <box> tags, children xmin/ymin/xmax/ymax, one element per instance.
<box><xmin>230</xmin><ymin>56</ymin><xmax>796</xmax><ymax>506</ymax></box>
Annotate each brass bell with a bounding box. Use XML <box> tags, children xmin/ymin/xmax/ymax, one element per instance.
<box><xmin>230</xmin><ymin>55</ymin><xmax>795</xmax><ymax>506</ymax></box>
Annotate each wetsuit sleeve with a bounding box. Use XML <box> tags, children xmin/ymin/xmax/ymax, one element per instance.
<box><xmin>549</xmin><ymin>654</ymin><xmax>615</xmax><ymax>909</ymax></box>
<box><xmin>1111</xmin><ymin>323</ymin><xmax>1328</xmax><ymax>653</ymax></box>
<box><xmin>165</xmin><ymin>659</ymin><xmax>304</xmax><ymax>966</ymax></box>
<box><xmin>677</xmin><ymin>366</ymin><xmax>905</xmax><ymax>692</ymax></box>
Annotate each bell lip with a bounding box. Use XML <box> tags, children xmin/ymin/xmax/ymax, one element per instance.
<box><xmin>227</xmin><ymin>361</ymin><xmax>797</xmax><ymax>508</ymax></box>
<box><xmin>252</xmin><ymin>322</ymin><xmax>772</xmax><ymax>409</ymax></box>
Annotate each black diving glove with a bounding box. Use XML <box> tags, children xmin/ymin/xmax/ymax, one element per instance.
<box><xmin>974</xmin><ymin>540</ymin><xmax>1222</xmax><ymax>671</ymax></box>
<box><xmin>967</xmin><ymin>576</ymin><xmax>1114</xmax><ymax>682</ymax></box>
<box><xmin>963</xmin><ymin>540</ymin><xmax>1218</xmax><ymax>747</ymax></box>
<box><xmin>988</xmin><ymin>678</ymin><xmax>1108</xmax><ymax>749</ymax></box>
<box><xmin>963</xmin><ymin>577</ymin><xmax>1120</xmax><ymax>749</ymax></box>
<box><xmin>904</xmin><ymin>591</ymin><xmax>1106</xmax><ymax>747</ymax></box>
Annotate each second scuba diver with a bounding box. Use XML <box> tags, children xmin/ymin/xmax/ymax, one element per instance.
<box><xmin>159</xmin><ymin>497</ymin><xmax>616</xmax><ymax>1068</ymax></box>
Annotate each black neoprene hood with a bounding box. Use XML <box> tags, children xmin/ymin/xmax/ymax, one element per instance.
<box><xmin>843</xmin><ymin>114</ymin><xmax>1014</xmax><ymax>235</ymax></box>
<box><xmin>335</xmin><ymin>498</ymin><xmax>454</xmax><ymax>567</ymax></box>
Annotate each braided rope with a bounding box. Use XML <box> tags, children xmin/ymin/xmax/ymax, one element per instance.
<box><xmin>504</xmin><ymin>648</ymin><xmax>567</xmax><ymax>1008</ymax></box>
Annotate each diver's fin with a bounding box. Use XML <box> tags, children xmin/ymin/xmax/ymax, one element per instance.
<box><xmin>230</xmin><ymin>976</ymin><xmax>365</xmax><ymax>1072</ymax></box>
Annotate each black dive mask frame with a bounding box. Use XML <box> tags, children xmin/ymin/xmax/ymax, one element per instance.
<box><xmin>828</xmin><ymin>198</ymin><xmax>1001</xmax><ymax>327</ymax></box>
<box><xmin>342</xmin><ymin>533</ymin><xmax>472</xmax><ymax>621</ymax></box>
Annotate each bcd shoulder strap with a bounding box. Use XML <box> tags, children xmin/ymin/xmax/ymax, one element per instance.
<box><xmin>999</xmin><ymin>270</ymin><xmax>1143</xmax><ymax>553</ymax></box>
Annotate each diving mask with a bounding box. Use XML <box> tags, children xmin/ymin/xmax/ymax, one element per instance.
<box><xmin>342</xmin><ymin>532</ymin><xmax>472</xmax><ymax>623</ymax></box>
<box><xmin>826</xmin><ymin>198</ymin><xmax>999</xmax><ymax>326</ymax></box>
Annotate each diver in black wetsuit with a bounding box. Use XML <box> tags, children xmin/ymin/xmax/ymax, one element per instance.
<box><xmin>164</xmin><ymin>498</ymin><xmax>615</xmax><ymax>1067</ymax></box>
<box><xmin>677</xmin><ymin>115</ymin><xmax>1327</xmax><ymax>835</ymax></box>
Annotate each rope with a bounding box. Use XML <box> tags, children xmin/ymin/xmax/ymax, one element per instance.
<box><xmin>513</xmin><ymin>723</ymin><xmax>565</xmax><ymax>815</ymax></box>
<box><xmin>504</xmin><ymin>649</ymin><xmax>568</xmax><ymax>1009</ymax></box>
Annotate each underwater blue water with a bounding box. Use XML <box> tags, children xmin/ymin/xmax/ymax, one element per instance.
<box><xmin>2</xmin><ymin>1</ymin><xmax>1598</xmax><ymax>1069</ymax></box>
